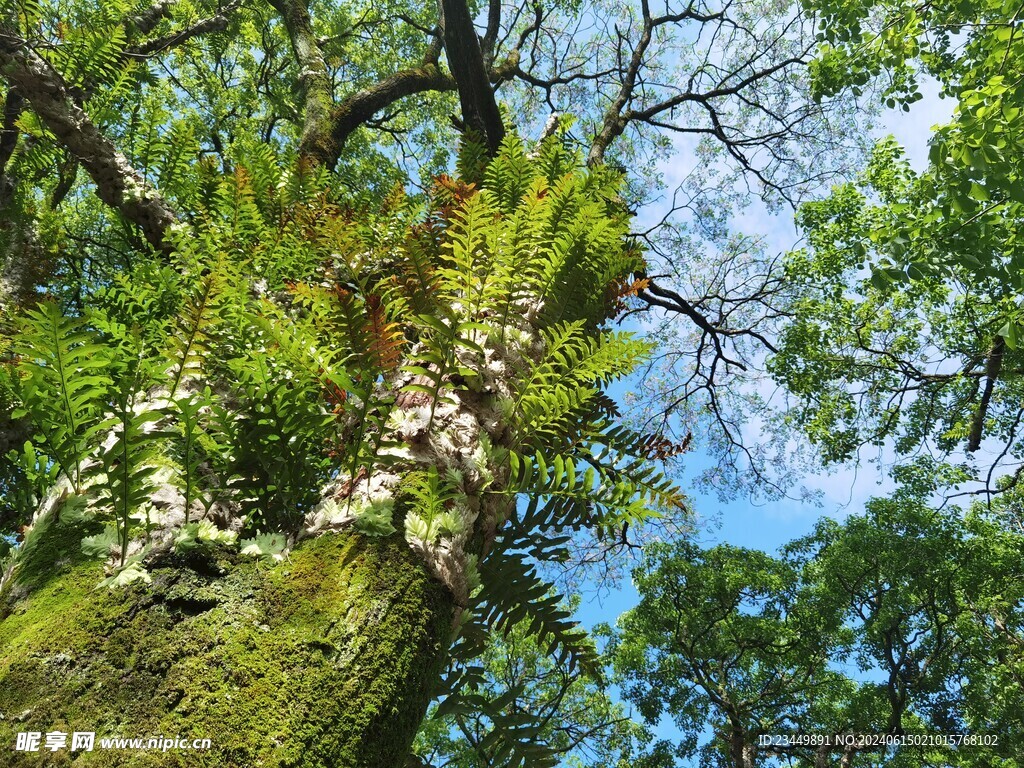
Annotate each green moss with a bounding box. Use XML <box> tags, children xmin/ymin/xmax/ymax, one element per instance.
<box><xmin>0</xmin><ymin>522</ymin><xmax>455</xmax><ymax>767</ymax></box>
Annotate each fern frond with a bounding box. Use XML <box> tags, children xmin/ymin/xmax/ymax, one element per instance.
<box><xmin>165</xmin><ymin>264</ymin><xmax>227</xmax><ymax>399</ymax></box>
<box><xmin>403</xmin><ymin>466</ymin><xmax>461</xmax><ymax>544</ymax></box>
<box><xmin>364</xmin><ymin>293</ymin><xmax>405</xmax><ymax>373</ymax></box>
<box><xmin>14</xmin><ymin>301</ymin><xmax>112</xmax><ymax>491</ymax></box>
<box><xmin>51</xmin><ymin>24</ymin><xmax>127</xmax><ymax>89</ymax></box>
<box><xmin>599</xmin><ymin>423</ymin><xmax>693</xmax><ymax>461</ymax></box>
<box><xmin>483</xmin><ymin>134</ymin><xmax>533</xmax><ymax>215</ymax></box>
<box><xmin>504</xmin><ymin>448</ymin><xmax>685</xmax><ymax>535</ymax></box>
<box><xmin>510</xmin><ymin>324</ymin><xmax>649</xmax><ymax>444</ymax></box>
<box><xmin>476</xmin><ymin>549</ymin><xmax>600</xmax><ymax>676</ymax></box>
<box><xmin>435</xmin><ymin>190</ymin><xmax>497</xmax><ymax>313</ymax></box>
<box><xmin>94</xmin><ymin>357</ymin><xmax>165</xmax><ymax>566</ymax></box>
<box><xmin>390</xmin><ymin>226</ymin><xmax>442</xmax><ymax>315</ymax></box>
<box><xmin>456</xmin><ymin>130</ymin><xmax>490</xmax><ymax>185</ymax></box>
<box><xmin>252</xmin><ymin>303</ymin><xmax>358</xmax><ymax>399</ymax></box>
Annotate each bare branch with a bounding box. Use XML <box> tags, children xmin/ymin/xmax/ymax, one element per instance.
<box><xmin>482</xmin><ymin>0</ymin><xmax>502</xmax><ymax>64</ymax></box>
<box><xmin>587</xmin><ymin>0</ymin><xmax>654</xmax><ymax>165</ymax></box>
<box><xmin>641</xmin><ymin>276</ymin><xmax>779</xmax><ymax>357</ymax></box>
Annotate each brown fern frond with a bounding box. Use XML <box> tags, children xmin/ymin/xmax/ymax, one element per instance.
<box><xmin>430</xmin><ymin>174</ymin><xmax>478</xmax><ymax>224</ymax></box>
<box><xmin>605</xmin><ymin>276</ymin><xmax>650</xmax><ymax>317</ymax></box>
<box><xmin>364</xmin><ymin>293</ymin><xmax>405</xmax><ymax>373</ymax></box>
<box><xmin>636</xmin><ymin>430</ymin><xmax>692</xmax><ymax>460</ymax></box>
<box><xmin>392</xmin><ymin>230</ymin><xmax>441</xmax><ymax>314</ymax></box>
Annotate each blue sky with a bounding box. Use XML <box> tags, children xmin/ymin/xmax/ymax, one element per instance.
<box><xmin>658</xmin><ymin>79</ymin><xmax>955</xmax><ymax>552</ymax></box>
<box><xmin>573</xmin><ymin>78</ymin><xmax>957</xmax><ymax>621</ymax></box>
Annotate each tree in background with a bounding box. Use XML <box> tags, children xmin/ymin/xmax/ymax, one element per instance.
<box><xmin>607</xmin><ymin>541</ymin><xmax>862</xmax><ymax>768</ymax></box>
<box><xmin>610</xmin><ymin>485</ymin><xmax>1024</xmax><ymax>766</ymax></box>
<box><xmin>413</xmin><ymin>599</ymin><xmax>646</xmax><ymax>768</ymax></box>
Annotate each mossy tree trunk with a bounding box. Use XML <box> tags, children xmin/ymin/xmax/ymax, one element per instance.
<box><xmin>0</xmin><ymin>513</ymin><xmax>455</xmax><ymax>767</ymax></box>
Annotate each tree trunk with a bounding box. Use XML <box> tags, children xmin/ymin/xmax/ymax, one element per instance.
<box><xmin>0</xmin><ymin>512</ymin><xmax>455</xmax><ymax>767</ymax></box>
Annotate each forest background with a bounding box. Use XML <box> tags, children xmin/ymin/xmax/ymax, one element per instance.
<box><xmin>0</xmin><ymin>0</ymin><xmax>1022</xmax><ymax>765</ymax></box>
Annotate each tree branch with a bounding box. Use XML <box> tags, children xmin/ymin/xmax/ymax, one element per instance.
<box><xmin>127</xmin><ymin>0</ymin><xmax>242</xmax><ymax>57</ymax></box>
<box><xmin>0</xmin><ymin>87</ymin><xmax>22</xmax><ymax>193</ymax></box>
<box><xmin>481</xmin><ymin>0</ymin><xmax>502</xmax><ymax>64</ymax></box>
<box><xmin>439</xmin><ymin>0</ymin><xmax>505</xmax><ymax>155</ymax></box>
<box><xmin>271</xmin><ymin>0</ymin><xmax>456</xmax><ymax>168</ymax></box>
<box><xmin>127</xmin><ymin>0</ymin><xmax>177</xmax><ymax>37</ymax></box>
<box><xmin>326</xmin><ymin>65</ymin><xmax>456</xmax><ymax>168</ymax></box>
<box><xmin>968</xmin><ymin>335</ymin><xmax>1005</xmax><ymax>452</ymax></box>
<box><xmin>267</xmin><ymin>0</ymin><xmax>334</xmax><ymax>165</ymax></box>
<box><xmin>0</xmin><ymin>33</ymin><xmax>177</xmax><ymax>254</ymax></box>
<box><xmin>587</xmin><ymin>0</ymin><xmax>653</xmax><ymax>166</ymax></box>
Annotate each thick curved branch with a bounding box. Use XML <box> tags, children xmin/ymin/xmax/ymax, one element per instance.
<box><xmin>271</xmin><ymin>0</ymin><xmax>456</xmax><ymax>168</ymax></box>
<box><xmin>267</xmin><ymin>0</ymin><xmax>334</xmax><ymax>165</ymax></box>
<box><xmin>325</xmin><ymin>65</ymin><xmax>456</xmax><ymax>167</ymax></box>
<box><xmin>0</xmin><ymin>33</ymin><xmax>176</xmax><ymax>253</ymax></box>
<box><xmin>439</xmin><ymin>0</ymin><xmax>505</xmax><ymax>155</ymax></box>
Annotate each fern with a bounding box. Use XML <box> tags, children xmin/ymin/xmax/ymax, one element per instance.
<box><xmin>2</xmin><ymin>440</ymin><xmax>60</xmax><ymax>524</ymax></box>
<box><xmin>13</xmin><ymin>301</ymin><xmax>112</xmax><ymax>491</ymax></box>
<box><xmin>154</xmin><ymin>120</ymin><xmax>202</xmax><ymax>204</ymax></box>
<box><xmin>456</xmin><ymin>130</ymin><xmax>490</xmax><ymax>186</ymax></box>
<box><xmin>165</xmin><ymin>261</ymin><xmax>228</xmax><ymax>399</ymax></box>
<box><xmin>509</xmin><ymin>322</ymin><xmax>649</xmax><ymax>446</ymax></box>
<box><xmin>51</xmin><ymin>24</ymin><xmax>127</xmax><ymax>90</ymax></box>
<box><xmin>483</xmin><ymin>134</ymin><xmax>535</xmax><ymax>215</ymax></box>
<box><xmin>476</xmin><ymin>549</ymin><xmax>600</xmax><ymax>676</ymax></box>
<box><xmin>2</xmin><ymin>136</ymin><xmax>685</xmax><ymax>720</ymax></box>
<box><xmin>435</xmin><ymin>190</ymin><xmax>498</xmax><ymax>314</ymax></box>
<box><xmin>171</xmin><ymin>389</ymin><xmax>216</xmax><ymax>526</ymax></box>
<box><xmin>403</xmin><ymin>309</ymin><xmax>486</xmax><ymax>428</ymax></box>
<box><xmin>93</xmin><ymin>343</ymin><xmax>165</xmax><ymax>566</ymax></box>
<box><xmin>403</xmin><ymin>467</ymin><xmax>462</xmax><ymax>543</ymax></box>
<box><xmin>393</xmin><ymin>224</ymin><xmax>443</xmax><ymax>315</ymax></box>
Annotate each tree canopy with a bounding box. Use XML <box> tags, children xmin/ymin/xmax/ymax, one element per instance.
<box><xmin>0</xmin><ymin>0</ymin><xmax>1023</xmax><ymax>765</ymax></box>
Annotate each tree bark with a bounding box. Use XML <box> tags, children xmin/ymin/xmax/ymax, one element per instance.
<box><xmin>0</xmin><ymin>32</ymin><xmax>177</xmax><ymax>254</ymax></box>
<box><xmin>0</xmin><ymin>512</ymin><xmax>455</xmax><ymax>767</ymax></box>
<box><xmin>438</xmin><ymin>0</ymin><xmax>504</xmax><ymax>155</ymax></box>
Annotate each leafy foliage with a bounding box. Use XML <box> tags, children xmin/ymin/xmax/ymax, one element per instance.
<box><xmin>1</xmin><ymin>142</ymin><xmax>679</xmax><ymax>766</ymax></box>
<box><xmin>610</xmin><ymin>478</ymin><xmax>1024</xmax><ymax>766</ymax></box>
<box><xmin>780</xmin><ymin>0</ymin><xmax>1024</xmax><ymax>491</ymax></box>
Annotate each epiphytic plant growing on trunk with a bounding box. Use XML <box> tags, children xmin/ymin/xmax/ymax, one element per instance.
<box><xmin>1</xmin><ymin>135</ymin><xmax>686</xmax><ymax>765</ymax></box>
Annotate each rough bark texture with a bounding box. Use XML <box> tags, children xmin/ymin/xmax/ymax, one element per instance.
<box><xmin>267</xmin><ymin>0</ymin><xmax>335</xmax><ymax>166</ymax></box>
<box><xmin>0</xmin><ymin>35</ymin><xmax>177</xmax><ymax>254</ymax></box>
<box><xmin>438</xmin><ymin>0</ymin><xmax>504</xmax><ymax>155</ymax></box>
<box><xmin>0</xmin><ymin>512</ymin><xmax>455</xmax><ymax>767</ymax></box>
